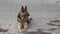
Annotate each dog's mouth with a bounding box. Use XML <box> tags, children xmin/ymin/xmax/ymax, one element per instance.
<box><xmin>25</xmin><ymin>16</ymin><xmax>28</xmax><ymax>19</ymax></box>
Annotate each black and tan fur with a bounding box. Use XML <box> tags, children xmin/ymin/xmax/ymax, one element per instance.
<box><xmin>17</xmin><ymin>6</ymin><xmax>32</xmax><ymax>32</ymax></box>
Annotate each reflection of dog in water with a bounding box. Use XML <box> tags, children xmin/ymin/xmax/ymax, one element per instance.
<box><xmin>17</xmin><ymin>6</ymin><xmax>32</xmax><ymax>32</ymax></box>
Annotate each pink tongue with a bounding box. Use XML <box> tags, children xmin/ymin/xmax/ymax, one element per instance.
<box><xmin>25</xmin><ymin>16</ymin><xmax>28</xmax><ymax>18</ymax></box>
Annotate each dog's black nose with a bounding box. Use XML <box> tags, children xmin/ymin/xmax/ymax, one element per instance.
<box><xmin>30</xmin><ymin>18</ymin><xmax>33</xmax><ymax>20</ymax></box>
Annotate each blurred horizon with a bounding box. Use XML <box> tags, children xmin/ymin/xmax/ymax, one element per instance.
<box><xmin>1</xmin><ymin>0</ymin><xmax>60</xmax><ymax>5</ymax></box>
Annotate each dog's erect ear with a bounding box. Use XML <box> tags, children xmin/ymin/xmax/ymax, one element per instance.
<box><xmin>25</xmin><ymin>6</ymin><xmax>27</xmax><ymax>10</ymax></box>
<box><xmin>21</xmin><ymin>6</ymin><xmax>24</xmax><ymax>11</ymax></box>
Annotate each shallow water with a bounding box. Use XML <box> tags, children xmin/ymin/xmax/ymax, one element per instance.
<box><xmin>0</xmin><ymin>0</ymin><xmax>60</xmax><ymax>34</ymax></box>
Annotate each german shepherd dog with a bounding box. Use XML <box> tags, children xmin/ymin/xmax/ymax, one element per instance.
<box><xmin>17</xmin><ymin>6</ymin><xmax>32</xmax><ymax>32</ymax></box>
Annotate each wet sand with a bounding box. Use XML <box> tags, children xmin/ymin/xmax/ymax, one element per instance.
<box><xmin>25</xmin><ymin>29</ymin><xmax>51</xmax><ymax>34</ymax></box>
<box><xmin>0</xmin><ymin>28</ymin><xmax>8</xmax><ymax>32</ymax></box>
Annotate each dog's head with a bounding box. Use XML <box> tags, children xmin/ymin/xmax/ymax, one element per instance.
<box><xmin>21</xmin><ymin>6</ymin><xmax>27</xmax><ymax>13</ymax></box>
<box><xmin>20</xmin><ymin>6</ymin><xmax>30</xmax><ymax>18</ymax></box>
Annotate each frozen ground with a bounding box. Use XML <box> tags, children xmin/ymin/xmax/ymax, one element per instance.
<box><xmin>0</xmin><ymin>0</ymin><xmax>60</xmax><ymax>34</ymax></box>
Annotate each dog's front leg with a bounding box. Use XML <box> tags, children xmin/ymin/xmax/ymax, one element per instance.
<box><xmin>18</xmin><ymin>22</ymin><xmax>22</xmax><ymax>32</ymax></box>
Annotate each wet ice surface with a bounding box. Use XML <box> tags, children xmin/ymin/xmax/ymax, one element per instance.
<box><xmin>0</xmin><ymin>0</ymin><xmax>60</xmax><ymax>34</ymax></box>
